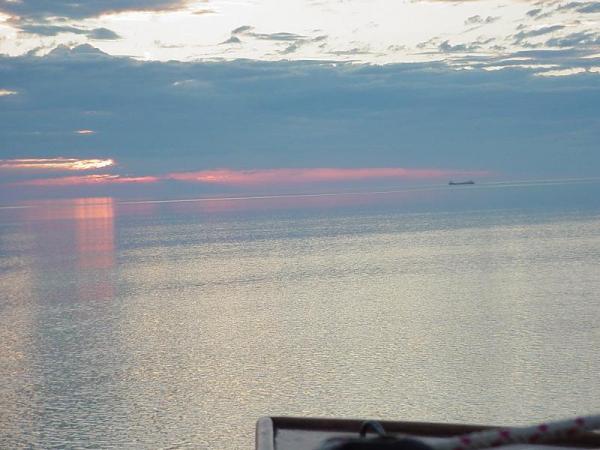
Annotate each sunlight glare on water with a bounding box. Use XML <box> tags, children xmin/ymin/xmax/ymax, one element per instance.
<box><xmin>1</xmin><ymin>184</ymin><xmax>600</xmax><ymax>448</ymax></box>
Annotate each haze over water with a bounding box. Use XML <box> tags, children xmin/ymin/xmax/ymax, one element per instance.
<box><xmin>1</xmin><ymin>181</ymin><xmax>600</xmax><ymax>449</ymax></box>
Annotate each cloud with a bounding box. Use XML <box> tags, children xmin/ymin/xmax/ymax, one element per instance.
<box><xmin>438</xmin><ymin>40</ymin><xmax>480</xmax><ymax>53</ymax></box>
<box><xmin>224</xmin><ymin>26</ymin><xmax>327</xmax><ymax>54</ymax></box>
<box><xmin>388</xmin><ymin>45</ymin><xmax>406</xmax><ymax>52</ymax></box>
<box><xmin>546</xmin><ymin>31</ymin><xmax>600</xmax><ymax>47</ymax></box>
<box><xmin>16</xmin><ymin>23</ymin><xmax>121</xmax><ymax>40</ymax></box>
<box><xmin>536</xmin><ymin>67</ymin><xmax>588</xmax><ymax>77</ymax></box>
<box><xmin>280</xmin><ymin>43</ymin><xmax>301</xmax><ymax>55</ymax></box>
<box><xmin>166</xmin><ymin>168</ymin><xmax>488</xmax><ymax>186</ymax></box>
<box><xmin>12</xmin><ymin>174</ymin><xmax>159</xmax><ymax>187</ymax></box>
<box><xmin>327</xmin><ymin>47</ymin><xmax>372</xmax><ymax>56</ymax></box>
<box><xmin>0</xmin><ymin>0</ymin><xmax>190</xmax><ymax>20</ymax></box>
<box><xmin>558</xmin><ymin>1</ymin><xmax>600</xmax><ymax>13</ymax></box>
<box><xmin>0</xmin><ymin>89</ymin><xmax>18</xmax><ymax>96</ymax></box>
<box><xmin>525</xmin><ymin>7</ymin><xmax>557</xmax><ymax>20</ymax></box>
<box><xmin>230</xmin><ymin>26</ymin><xmax>306</xmax><ymax>42</ymax></box>
<box><xmin>513</xmin><ymin>25</ymin><xmax>566</xmax><ymax>43</ymax></box>
<box><xmin>526</xmin><ymin>8</ymin><xmax>543</xmax><ymax>17</ymax></box>
<box><xmin>192</xmin><ymin>8</ymin><xmax>215</xmax><ymax>15</ymax></box>
<box><xmin>424</xmin><ymin>36</ymin><xmax>495</xmax><ymax>54</ymax></box>
<box><xmin>255</xmin><ymin>32</ymin><xmax>306</xmax><ymax>41</ymax></box>
<box><xmin>0</xmin><ymin>44</ymin><xmax>599</xmax><ymax>200</ymax></box>
<box><xmin>154</xmin><ymin>40</ymin><xmax>186</xmax><ymax>49</ymax></box>
<box><xmin>232</xmin><ymin>25</ymin><xmax>253</xmax><ymax>35</ymax></box>
<box><xmin>417</xmin><ymin>37</ymin><xmax>441</xmax><ymax>50</ymax></box>
<box><xmin>577</xmin><ymin>2</ymin><xmax>600</xmax><ymax>12</ymax></box>
<box><xmin>279</xmin><ymin>35</ymin><xmax>328</xmax><ymax>55</ymax></box>
<box><xmin>0</xmin><ymin>158</ymin><xmax>114</xmax><ymax>171</ymax></box>
<box><xmin>87</xmin><ymin>28</ymin><xmax>122</xmax><ymax>40</ymax></box>
<box><xmin>443</xmin><ymin>46</ymin><xmax>600</xmax><ymax>70</ymax></box>
<box><xmin>520</xmin><ymin>0</ymin><xmax>600</xmax><ymax>23</ymax></box>
<box><xmin>45</xmin><ymin>43</ymin><xmax>111</xmax><ymax>59</ymax></box>
<box><xmin>464</xmin><ymin>15</ymin><xmax>499</xmax><ymax>25</ymax></box>
<box><xmin>7</xmin><ymin>166</ymin><xmax>489</xmax><ymax>190</ymax></box>
<box><xmin>220</xmin><ymin>36</ymin><xmax>242</xmax><ymax>45</ymax></box>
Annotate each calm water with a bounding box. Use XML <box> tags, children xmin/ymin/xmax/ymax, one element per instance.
<box><xmin>1</xmin><ymin>182</ymin><xmax>600</xmax><ymax>449</ymax></box>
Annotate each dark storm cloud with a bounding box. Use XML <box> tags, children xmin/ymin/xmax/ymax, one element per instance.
<box><xmin>0</xmin><ymin>0</ymin><xmax>190</xmax><ymax>20</ymax></box>
<box><xmin>0</xmin><ymin>44</ymin><xmax>599</xmax><ymax>189</ymax></box>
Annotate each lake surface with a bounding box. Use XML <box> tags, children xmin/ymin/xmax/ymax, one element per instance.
<box><xmin>1</xmin><ymin>182</ymin><xmax>600</xmax><ymax>449</ymax></box>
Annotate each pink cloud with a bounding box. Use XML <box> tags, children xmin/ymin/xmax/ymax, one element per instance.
<box><xmin>12</xmin><ymin>174</ymin><xmax>159</xmax><ymax>187</ymax></box>
<box><xmin>3</xmin><ymin>165</ymin><xmax>489</xmax><ymax>192</ymax></box>
<box><xmin>167</xmin><ymin>167</ymin><xmax>489</xmax><ymax>186</ymax></box>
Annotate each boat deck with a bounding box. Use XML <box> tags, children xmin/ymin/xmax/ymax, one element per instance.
<box><xmin>256</xmin><ymin>417</ymin><xmax>600</xmax><ymax>450</ymax></box>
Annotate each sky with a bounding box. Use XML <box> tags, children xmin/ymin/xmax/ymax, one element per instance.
<box><xmin>0</xmin><ymin>0</ymin><xmax>599</xmax><ymax>201</ymax></box>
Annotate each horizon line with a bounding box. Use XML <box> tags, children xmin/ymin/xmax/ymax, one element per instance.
<box><xmin>2</xmin><ymin>177</ymin><xmax>600</xmax><ymax>210</ymax></box>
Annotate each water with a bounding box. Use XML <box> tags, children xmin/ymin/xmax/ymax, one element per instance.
<box><xmin>1</xmin><ymin>182</ymin><xmax>600</xmax><ymax>448</ymax></box>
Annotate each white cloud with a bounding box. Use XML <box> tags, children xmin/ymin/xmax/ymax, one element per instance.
<box><xmin>535</xmin><ymin>67</ymin><xmax>587</xmax><ymax>76</ymax></box>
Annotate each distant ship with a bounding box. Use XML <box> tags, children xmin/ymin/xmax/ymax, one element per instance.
<box><xmin>448</xmin><ymin>180</ymin><xmax>475</xmax><ymax>185</ymax></box>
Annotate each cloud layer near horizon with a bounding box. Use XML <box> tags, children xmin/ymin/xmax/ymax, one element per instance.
<box><xmin>1</xmin><ymin>45</ymin><xmax>599</xmax><ymax>200</ymax></box>
<box><xmin>6</xmin><ymin>167</ymin><xmax>488</xmax><ymax>189</ymax></box>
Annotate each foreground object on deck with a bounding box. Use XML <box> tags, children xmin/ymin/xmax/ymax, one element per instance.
<box><xmin>433</xmin><ymin>415</ymin><xmax>600</xmax><ymax>450</ymax></box>
<box><xmin>256</xmin><ymin>416</ymin><xmax>600</xmax><ymax>450</ymax></box>
<box><xmin>318</xmin><ymin>420</ymin><xmax>437</xmax><ymax>450</ymax></box>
